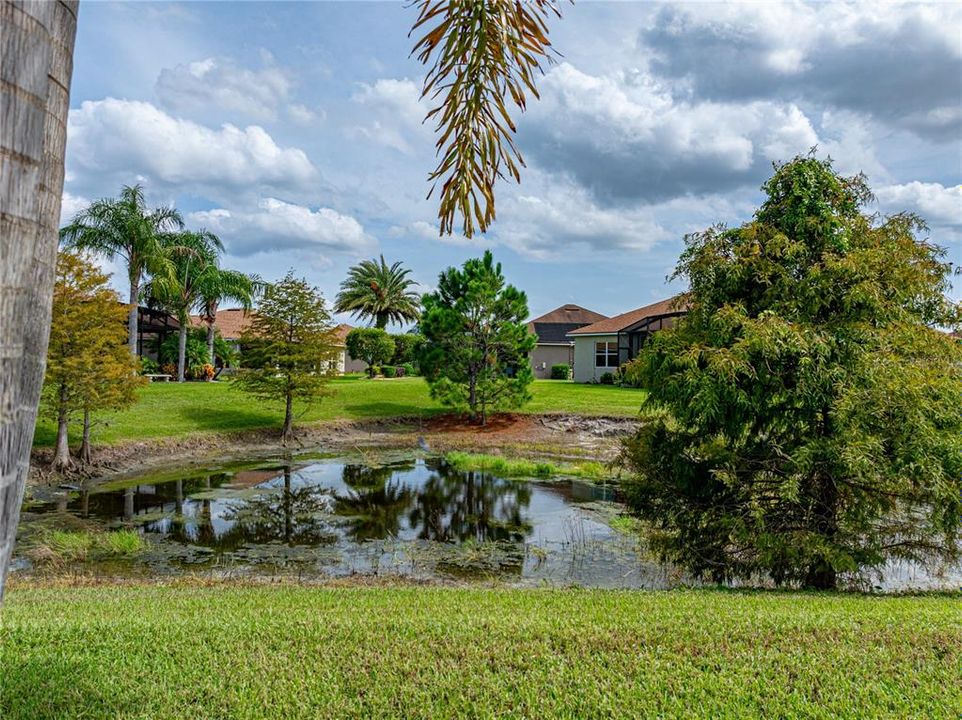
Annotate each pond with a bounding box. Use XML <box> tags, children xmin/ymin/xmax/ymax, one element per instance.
<box><xmin>16</xmin><ymin>455</ymin><xmax>683</xmax><ymax>588</ymax></box>
<box><xmin>16</xmin><ymin>454</ymin><xmax>961</xmax><ymax>591</ymax></box>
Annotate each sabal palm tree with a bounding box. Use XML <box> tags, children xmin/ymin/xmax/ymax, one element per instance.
<box><xmin>143</xmin><ymin>230</ymin><xmax>222</xmax><ymax>382</ymax></box>
<box><xmin>334</xmin><ymin>255</ymin><xmax>420</xmax><ymax>329</ymax></box>
<box><xmin>196</xmin><ymin>268</ymin><xmax>262</xmax><ymax>365</ymax></box>
<box><xmin>59</xmin><ymin>184</ymin><xmax>184</xmax><ymax>357</ymax></box>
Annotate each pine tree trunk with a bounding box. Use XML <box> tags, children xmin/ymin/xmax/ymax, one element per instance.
<box><xmin>206</xmin><ymin>322</ymin><xmax>216</xmax><ymax>366</ymax></box>
<box><xmin>177</xmin><ymin>323</ymin><xmax>187</xmax><ymax>382</ymax></box>
<box><xmin>0</xmin><ymin>0</ymin><xmax>78</xmax><ymax>601</ymax></box>
<box><xmin>78</xmin><ymin>409</ymin><xmax>92</xmax><ymax>465</ymax></box>
<box><xmin>282</xmin><ymin>393</ymin><xmax>294</xmax><ymax>445</ymax></box>
<box><xmin>127</xmin><ymin>272</ymin><xmax>140</xmax><ymax>357</ymax></box>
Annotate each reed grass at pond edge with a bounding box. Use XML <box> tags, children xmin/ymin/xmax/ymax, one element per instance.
<box><xmin>2</xmin><ymin>585</ymin><xmax>959</xmax><ymax>719</ymax></box>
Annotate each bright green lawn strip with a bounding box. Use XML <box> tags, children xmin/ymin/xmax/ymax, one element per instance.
<box><xmin>2</xmin><ymin>586</ymin><xmax>959</xmax><ymax>719</ymax></box>
<box><xmin>445</xmin><ymin>451</ymin><xmax>612</xmax><ymax>480</ymax></box>
<box><xmin>33</xmin><ymin>378</ymin><xmax>646</xmax><ymax>447</ymax></box>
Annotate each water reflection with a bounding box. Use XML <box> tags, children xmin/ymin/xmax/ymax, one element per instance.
<box><xmin>24</xmin><ymin>457</ymin><xmax>647</xmax><ymax>586</ymax></box>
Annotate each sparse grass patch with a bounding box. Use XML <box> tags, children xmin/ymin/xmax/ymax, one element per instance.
<box><xmin>1</xmin><ymin>585</ymin><xmax>959</xmax><ymax>719</ymax></box>
<box><xmin>28</xmin><ymin>529</ymin><xmax>146</xmax><ymax>565</ymax></box>
<box><xmin>445</xmin><ymin>451</ymin><xmax>614</xmax><ymax>480</ymax></box>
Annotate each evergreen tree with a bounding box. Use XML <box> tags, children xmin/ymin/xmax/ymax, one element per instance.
<box><xmin>419</xmin><ymin>251</ymin><xmax>536</xmax><ymax>424</ymax></box>
<box><xmin>619</xmin><ymin>156</ymin><xmax>962</xmax><ymax>589</ymax></box>
<box><xmin>235</xmin><ymin>272</ymin><xmax>339</xmax><ymax>443</ymax></box>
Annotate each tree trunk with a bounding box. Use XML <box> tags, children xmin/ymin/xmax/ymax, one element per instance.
<box><xmin>177</xmin><ymin>323</ymin><xmax>187</xmax><ymax>382</ymax></box>
<box><xmin>78</xmin><ymin>408</ymin><xmax>92</xmax><ymax>465</ymax></box>
<box><xmin>127</xmin><ymin>271</ymin><xmax>140</xmax><ymax>357</ymax></box>
<box><xmin>206</xmin><ymin>321</ymin><xmax>216</xmax><ymax>366</ymax></box>
<box><xmin>282</xmin><ymin>392</ymin><xmax>294</xmax><ymax>445</ymax></box>
<box><xmin>52</xmin><ymin>412</ymin><xmax>71</xmax><ymax>471</ymax></box>
<box><xmin>0</xmin><ymin>0</ymin><xmax>78</xmax><ymax>602</ymax></box>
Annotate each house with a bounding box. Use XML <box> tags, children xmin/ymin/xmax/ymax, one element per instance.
<box><xmin>526</xmin><ymin>304</ymin><xmax>608</xmax><ymax>379</ymax></box>
<box><xmin>332</xmin><ymin>323</ymin><xmax>368</xmax><ymax>374</ymax></box>
<box><xmin>132</xmin><ymin>306</ymin><xmax>179</xmax><ymax>360</ymax></box>
<box><xmin>566</xmin><ymin>296</ymin><xmax>688</xmax><ymax>383</ymax></box>
<box><xmin>191</xmin><ymin>310</ymin><xmax>365</xmax><ymax>374</ymax></box>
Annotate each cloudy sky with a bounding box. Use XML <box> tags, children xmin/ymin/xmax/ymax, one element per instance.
<box><xmin>63</xmin><ymin>1</ymin><xmax>962</xmax><ymax>323</ymax></box>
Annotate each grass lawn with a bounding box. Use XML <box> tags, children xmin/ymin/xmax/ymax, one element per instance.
<box><xmin>32</xmin><ymin>377</ymin><xmax>646</xmax><ymax>447</ymax></box>
<box><xmin>2</xmin><ymin>585</ymin><xmax>959</xmax><ymax>719</ymax></box>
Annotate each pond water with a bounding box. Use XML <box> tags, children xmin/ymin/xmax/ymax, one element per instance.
<box><xmin>17</xmin><ymin>454</ymin><xmax>961</xmax><ymax>591</ymax></box>
<box><xmin>17</xmin><ymin>456</ymin><xmax>684</xmax><ymax>588</ymax></box>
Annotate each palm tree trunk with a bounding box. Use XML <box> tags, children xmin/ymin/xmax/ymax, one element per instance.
<box><xmin>177</xmin><ymin>323</ymin><xmax>187</xmax><ymax>382</ymax></box>
<box><xmin>0</xmin><ymin>0</ymin><xmax>78</xmax><ymax>601</ymax></box>
<box><xmin>206</xmin><ymin>322</ymin><xmax>216</xmax><ymax>365</ymax></box>
<box><xmin>127</xmin><ymin>270</ymin><xmax>140</xmax><ymax>357</ymax></box>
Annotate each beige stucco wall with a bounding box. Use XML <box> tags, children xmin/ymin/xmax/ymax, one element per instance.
<box><xmin>530</xmin><ymin>344</ymin><xmax>573</xmax><ymax>378</ymax></box>
<box><xmin>572</xmin><ymin>334</ymin><xmax>618</xmax><ymax>383</ymax></box>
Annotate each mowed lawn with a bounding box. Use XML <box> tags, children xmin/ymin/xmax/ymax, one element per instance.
<box><xmin>2</xmin><ymin>585</ymin><xmax>959</xmax><ymax>719</ymax></box>
<box><xmin>32</xmin><ymin>377</ymin><xmax>646</xmax><ymax>447</ymax></box>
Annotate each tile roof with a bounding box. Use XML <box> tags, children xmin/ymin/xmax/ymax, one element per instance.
<box><xmin>567</xmin><ymin>296</ymin><xmax>689</xmax><ymax>336</ymax></box>
<box><xmin>333</xmin><ymin>323</ymin><xmax>354</xmax><ymax>345</ymax></box>
<box><xmin>190</xmin><ymin>308</ymin><xmax>255</xmax><ymax>339</ymax></box>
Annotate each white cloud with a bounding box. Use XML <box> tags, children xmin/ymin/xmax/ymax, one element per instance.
<box><xmin>288</xmin><ymin>104</ymin><xmax>325</xmax><ymax>126</ymax></box>
<box><xmin>59</xmin><ymin>191</ymin><xmax>90</xmax><ymax>224</ymax></box>
<box><xmin>189</xmin><ymin>197</ymin><xmax>374</xmax><ymax>257</ymax></box>
<box><xmin>67</xmin><ymin>98</ymin><xmax>317</xmax><ymax>197</ymax></box>
<box><xmin>156</xmin><ymin>57</ymin><xmax>291</xmax><ymax>121</ymax></box>
<box><xmin>349</xmin><ymin>78</ymin><xmax>426</xmax><ymax>153</ymax></box>
<box><xmin>875</xmin><ymin>182</ymin><xmax>962</xmax><ymax>230</ymax></box>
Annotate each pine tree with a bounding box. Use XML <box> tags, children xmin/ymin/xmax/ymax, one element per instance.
<box><xmin>235</xmin><ymin>272</ymin><xmax>340</xmax><ymax>443</ymax></box>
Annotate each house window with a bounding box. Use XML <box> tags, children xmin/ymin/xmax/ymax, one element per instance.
<box><xmin>595</xmin><ymin>341</ymin><xmax>618</xmax><ymax>368</ymax></box>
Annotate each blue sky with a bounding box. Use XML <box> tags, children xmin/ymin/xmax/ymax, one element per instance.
<box><xmin>63</xmin><ymin>1</ymin><xmax>962</xmax><ymax>324</ymax></box>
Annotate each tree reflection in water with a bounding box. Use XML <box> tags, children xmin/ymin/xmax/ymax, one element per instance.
<box><xmin>409</xmin><ymin>465</ymin><xmax>532</xmax><ymax>543</ymax></box>
<box><xmin>335</xmin><ymin>463</ymin><xmax>415</xmax><ymax>542</ymax></box>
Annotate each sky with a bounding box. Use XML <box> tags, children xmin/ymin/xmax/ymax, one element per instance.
<box><xmin>62</xmin><ymin>1</ymin><xmax>962</xmax><ymax>325</ymax></box>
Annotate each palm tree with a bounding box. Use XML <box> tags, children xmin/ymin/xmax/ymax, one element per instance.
<box><xmin>60</xmin><ymin>184</ymin><xmax>184</xmax><ymax>357</ymax></box>
<box><xmin>334</xmin><ymin>255</ymin><xmax>420</xmax><ymax>329</ymax></box>
<box><xmin>143</xmin><ymin>230</ymin><xmax>222</xmax><ymax>382</ymax></box>
<box><xmin>196</xmin><ymin>269</ymin><xmax>261</xmax><ymax>365</ymax></box>
<box><xmin>0</xmin><ymin>0</ymin><xmax>78</xmax><ymax>599</ymax></box>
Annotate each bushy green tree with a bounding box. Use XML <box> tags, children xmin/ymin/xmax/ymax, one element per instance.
<box><xmin>419</xmin><ymin>251</ymin><xmax>536</xmax><ymax>424</ymax></box>
<box><xmin>389</xmin><ymin>333</ymin><xmax>424</xmax><ymax>366</ymax></box>
<box><xmin>235</xmin><ymin>272</ymin><xmax>339</xmax><ymax>443</ymax></box>
<box><xmin>619</xmin><ymin>156</ymin><xmax>962</xmax><ymax>589</ymax></box>
<box><xmin>345</xmin><ymin>328</ymin><xmax>395</xmax><ymax>377</ymax></box>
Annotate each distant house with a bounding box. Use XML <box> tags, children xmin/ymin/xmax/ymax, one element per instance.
<box><xmin>332</xmin><ymin>323</ymin><xmax>368</xmax><ymax>374</ymax></box>
<box><xmin>527</xmin><ymin>304</ymin><xmax>608</xmax><ymax>379</ymax></box>
<box><xmin>133</xmin><ymin>306</ymin><xmax>179</xmax><ymax>360</ymax></box>
<box><xmin>566</xmin><ymin>296</ymin><xmax>688</xmax><ymax>383</ymax></box>
<box><xmin>191</xmin><ymin>310</ymin><xmax>365</xmax><ymax>374</ymax></box>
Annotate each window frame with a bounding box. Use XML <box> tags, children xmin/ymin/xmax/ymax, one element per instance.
<box><xmin>594</xmin><ymin>340</ymin><xmax>618</xmax><ymax>368</ymax></box>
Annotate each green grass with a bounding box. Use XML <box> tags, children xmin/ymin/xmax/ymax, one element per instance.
<box><xmin>28</xmin><ymin>530</ymin><xmax>147</xmax><ymax>564</ymax></box>
<box><xmin>33</xmin><ymin>377</ymin><xmax>646</xmax><ymax>447</ymax></box>
<box><xmin>2</xmin><ymin>585</ymin><xmax>959</xmax><ymax>719</ymax></box>
<box><xmin>445</xmin><ymin>451</ymin><xmax>612</xmax><ymax>480</ymax></box>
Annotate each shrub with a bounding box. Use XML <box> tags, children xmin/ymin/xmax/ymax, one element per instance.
<box><xmin>390</xmin><ymin>333</ymin><xmax>424</xmax><ymax>365</ymax></box>
<box><xmin>161</xmin><ymin>363</ymin><xmax>176</xmax><ymax>377</ymax></box>
<box><xmin>382</xmin><ymin>366</ymin><xmax>397</xmax><ymax>378</ymax></box>
<box><xmin>550</xmin><ymin>364</ymin><xmax>570</xmax><ymax>380</ymax></box>
<box><xmin>599</xmin><ymin>372</ymin><xmax>615</xmax><ymax>385</ymax></box>
<box><xmin>401</xmin><ymin>362</ymin><xmax>416</xmax><ymax>377</ymax></box>
<box><xmin>618</xmin><ymin>358</ymin><xmax>645</xmax><ymax>388</ymax></box>
<box><xmin>140</xmin><ymin>358</ymin><xmax>160</xmax><ymax>375</ymax></box>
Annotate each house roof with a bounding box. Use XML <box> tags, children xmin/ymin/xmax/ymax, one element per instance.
<box><xmin>527</xmin><ymin>304</ymin><xmax>608</xmax><ymax>344</ymax></box>
<box><xmin>190</xmin><ymin>308</ymin><xmax>255</xmax><ymax>340</ymax></box>
<box><xmin>567</xmin><ymin>296</ymin><xmax>688</xmax><ymax>336</ymax></box>
<box><xmin>333</xmin><ymin>323</ymin><xmax>353</xmax><ymax>345</ymax></box>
